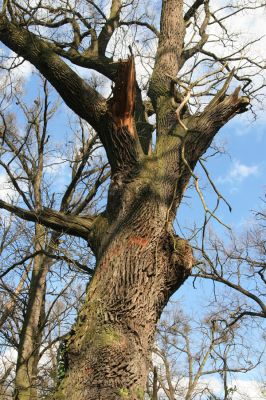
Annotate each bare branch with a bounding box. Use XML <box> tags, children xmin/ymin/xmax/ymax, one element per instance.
<box><xmin>0</xmin><ymin>14</ymin><xmax>107</xmax><ymax>130</ymax></box>
<box><xmin>184</xmin><ymin>0</ymin><xmax>205</xmax><ymax>22</ymax></box>
<box><xmin>0</xmin><ymin>199</ymin><xmax>95</xmax><ymax>240</ymax></box>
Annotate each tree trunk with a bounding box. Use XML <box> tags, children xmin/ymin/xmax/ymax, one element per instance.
<box><xmin>14</xmin><ymin>226</ymin><xmax>47</xmax><ymax>400</ymax></box>
<box><xmin>54</xmin><ymin>193</ymin><xmax>193</xmax><ymax>399</ymax></box>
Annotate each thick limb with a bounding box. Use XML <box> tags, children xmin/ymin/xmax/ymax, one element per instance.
<box><xmin>0</xmin><ymin>15</ymin><xmax>107</xmax><ymax>130</ymax></box>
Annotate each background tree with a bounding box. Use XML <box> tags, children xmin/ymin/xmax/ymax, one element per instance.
<box><xmin>0</xmin><ymin>77</ymin><xmax>109</xmax><ymax>399</ymax></box>
<box><xmin>0</xmin><ymin>0</ymin><xmax>265</xmax><ymax>399</ymax></box>
<box><xmin>147</xmin><ymin>302</ymin><xmax>264</xmax><ymax>400</ymax></box>
<box><xmin>193</xmin><ymin>204</ymin><xmax>266</xmax><ymax>325</ymax></box>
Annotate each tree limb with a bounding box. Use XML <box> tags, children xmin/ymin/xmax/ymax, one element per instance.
<box><xmin>98</xmin><ymin>0</ymin><xmax>122</xmax><ymax>56</ymax></box>
<box><xmin>120</xmin><ymin>20</ymin><xmax>159</xmax><ymax>37</ymax></box>
<box><xmin>182</xmin><ymin>0</ymin><xmax>210</xmax><ymax>66</ymax></box>
<box><xmin>0</xmin><ymin>199</ymin><xmax>95</xmax><ymax>239</ymax></box>
<box><xmin>186</xmin><ymin>86</ymin><xmax>250</xmax><ymax>168</ymax></box>
<box><xmin>193</xmin><ymin>272</ymin><xmax>266</xmax><ymax>316</ymax></box>
<box><xmin>149</xmin><ymin>0</ymin><xmax>185</xmax><ymax>100</ymax></box>
<box><xmin>0</xmin><ymin>15</ymin><xmax>107</xmax><ymax>130</ymax></box>
<box><xmin>184</xmin><ymin>0</ymin><xmax>205</xmax><ymax>22</ymax></box>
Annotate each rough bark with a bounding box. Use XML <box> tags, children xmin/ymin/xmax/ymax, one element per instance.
<box><xmin>53</xmin><ymin>198</ymin><xmax>193</xmax><ymax>400</ymax></box>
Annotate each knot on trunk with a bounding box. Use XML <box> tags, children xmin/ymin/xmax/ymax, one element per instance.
<box><xmin>164</xmin><ymin>234</ymin><xmax>194</xmax><ymax>293</ymax></box>
<box><xmin>171</xmin><ymin>236</ymin><xmax>194</xmax><ymax>274</ymax></box>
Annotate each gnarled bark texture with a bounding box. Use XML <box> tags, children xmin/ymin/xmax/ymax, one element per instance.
<box><xmin>54</xmin><ymin>188</ymin><xmax>193</xmax><ymax>399</ymax></box>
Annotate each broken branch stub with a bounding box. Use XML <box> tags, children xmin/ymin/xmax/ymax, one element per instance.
<box><xmin>108</xmin><ymin>56</ymin><xmax>136</xmax><ymax>137</ymax></box>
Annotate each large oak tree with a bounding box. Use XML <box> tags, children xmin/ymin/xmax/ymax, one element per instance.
<box><xmin>0</xmin><ymin>0</ymin><xmax>264</xmax><ymax>399</ymax></box>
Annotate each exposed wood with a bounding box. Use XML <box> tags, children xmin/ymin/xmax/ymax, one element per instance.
<box><xmin>108</xmin><ymin>56</ymin><xmax>136</xmax><ymax>137</ymax></box>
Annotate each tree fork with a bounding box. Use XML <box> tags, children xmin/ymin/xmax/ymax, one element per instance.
<box><xmin>50</xmin><ymin>55</ymin><xmax>194</xmax><ymax>396</ymax></box>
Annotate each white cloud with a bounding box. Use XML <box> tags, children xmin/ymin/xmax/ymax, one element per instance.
<box><xmin>218</xmin><ymin>160</ymin><xmax>259</xmax><ymax>184</ymax></box>
<box><xmin>201</xmin><ymin>3</ymin><xmax>266</xmax><ymax>66</ymax></box>
<box><xmin>197</xmin><ymin>377</ymin><xmax>264</xmax><ymax>400</ymax></box>
<box><xmin>232</xmin><ymin>379</ymin><xmax>265</xmax><ymax>400</ymax></box>
<box><xmin>230</xmin><ymin>162</ymin><xmax>258</xmax><ymax>179</ymax></box>
<box><xmin>0</xmin><ymin>173</ymin><xmax>15</xmax><ymax>201</ymax></box>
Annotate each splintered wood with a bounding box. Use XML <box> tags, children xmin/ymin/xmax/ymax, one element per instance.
<box><xmin>108</xmin><ymin>56</ymin><xmax>136</xmax><ymax>137</ymax></box>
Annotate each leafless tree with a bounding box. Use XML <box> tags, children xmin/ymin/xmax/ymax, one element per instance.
<box><xmin>193</xmin><ymin>205</ymin><xmax>266</xmax><ymax>326</ymax></box>
<box><xmin>146</xmin><ymin>302</ymin><xmax>264</xmax><ymax>400</ymax></box>
<box><xmin>0</xmin><ymin>0</ymin><xmax>265</xmax><ymax>398</ymax></box>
